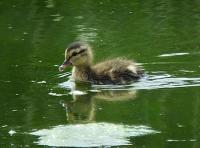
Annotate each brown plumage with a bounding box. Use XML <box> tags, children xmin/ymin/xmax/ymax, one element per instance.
<box><xmin>59</xmin><ymin>42</ymin><xmax>143</xmax><ymax>84</ymax></box>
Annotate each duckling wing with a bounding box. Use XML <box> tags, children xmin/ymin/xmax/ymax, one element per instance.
<box><xmin>92</xmin><ymin>58</ymin><xmax>143</xmax><ymax>84</ymax></box>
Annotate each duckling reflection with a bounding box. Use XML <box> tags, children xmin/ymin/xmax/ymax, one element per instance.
<box><xmin>61</xmin><ymin>84</ymin><xmax>137</xmax><ymax>123</ymax></box>
<box><xmin>62</xmin><ymin>95</ymin><xmax>95</xmax><ymax>123</ymax></box>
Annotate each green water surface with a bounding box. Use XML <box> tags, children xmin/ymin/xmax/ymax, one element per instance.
<box><xmin>0</xmin><ymin>0</ymin><xmax>200</xmax><ymax>147</ymax></box>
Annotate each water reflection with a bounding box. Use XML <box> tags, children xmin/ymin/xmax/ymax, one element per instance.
<box><xmin>57</xmin><ymin>71</ymin><xmax>200</xmax><ymax>124</ymax></box>
<box><xmin>75</xmin><ymin>24</ymin><xmax>98</xmax><ymax>42</ymax></box>
<box><xmin>158</xmin><ymin>52</ymin><xmax>189</xmax><ymax>57</ymax></box>
<box><xmin>61</xmin><ymin>89</ymin><xmax>137</xmax><ymax>123</ymax></box>
<box><xmin>30</xmin><ymin>82</ymin><xmax>161</xmax><ymax>147</ymax></box>
<box><xmin>31</xmin><ymin>122</ymin><xmax>159</xmax><ymax>147</ymax></box>
<box><xmin>50</xmin><ymin>14</ymin><xmax>64</xmax><ymax>22</ymax></box>
<box><xmin>45</xmin><ymin>0</ymin><xmax>55</xmax><ymax>8</ymax></box>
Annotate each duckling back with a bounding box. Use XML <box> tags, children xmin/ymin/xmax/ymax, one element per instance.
<box><xmin>91</xmin><ymin>58</ymin><xmax>143</xmax><ymax>84</ymax></box>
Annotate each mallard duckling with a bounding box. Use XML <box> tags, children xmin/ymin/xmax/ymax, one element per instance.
<box><xmin>59</xmin><ymin>42</ymin><xmax>143</xmax><ymax>84</ymax></box>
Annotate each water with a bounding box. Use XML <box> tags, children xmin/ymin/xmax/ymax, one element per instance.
<box><xmin>0</xmin><ymin>0</ymin><xmax>200</xmax><ymax>147</ymax></box>
<box><xmin>30</xmin><ymin>123</ymin><xmax>159</xmax><ymax>147</ymax></box>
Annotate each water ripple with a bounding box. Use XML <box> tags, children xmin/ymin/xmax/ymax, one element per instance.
<box><xmin>58</xmin><ymin>73</ymin><xmax>200</xmax><ymax>91</ymax></box>
<box><xmin>158</xmin><ymin>52</ymin><xmax>189</xmax><ymax>57</ymax></box>
<box><xmin>93</xmin><ymin>74</ymin><xmax>200</xmax><ymax>90</ymax></box>
<box><xmin>75</xmin><ymin>24</ymin><xmax>98</xmax><ymax>42</ymax></box>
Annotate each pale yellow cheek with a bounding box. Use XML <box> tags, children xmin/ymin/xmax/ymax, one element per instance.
<box><xmin>77</xmin><ymin>56</ymin><xmax>87</xmax><ymax>65</ymax></box>
<box><xmin>70</xmin><ymin>55</ymin><xmax>87</xmax><ymax>65</ymax></box>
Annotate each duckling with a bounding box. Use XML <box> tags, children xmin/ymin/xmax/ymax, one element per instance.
<box><xmin>59</xmin><ymin>42</ymin><xmax>143</xmax><ymax>84</ymax></box>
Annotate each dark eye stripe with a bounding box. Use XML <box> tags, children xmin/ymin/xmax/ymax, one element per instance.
<box><xmin>78</xmin><ymin>49</ymin><xmax>86</xmax><ymax>54</ymax></box>
<box><xmin>68</xmin><ymin>49</ymin><xmax>86</xmax><ymax>60</ymax></box>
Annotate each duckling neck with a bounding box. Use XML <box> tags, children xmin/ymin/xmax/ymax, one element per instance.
<box><xmin>72</xmin><ymin>65</ymin><xmax>93</xmax><ymax>82</ymax></box>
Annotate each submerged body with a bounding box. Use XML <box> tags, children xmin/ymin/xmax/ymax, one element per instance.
<box><xmin>59</xmin><ymin>42</ymin><xmax>143</xmax><ymax>84</ymax></box>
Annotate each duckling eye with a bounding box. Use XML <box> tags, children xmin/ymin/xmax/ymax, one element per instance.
<box><xmin>72</xmin><ymin>52</ymin><xmax>78</xmax><ymax>56</ymax></box>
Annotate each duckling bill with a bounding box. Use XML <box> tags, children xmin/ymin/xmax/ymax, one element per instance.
<box><xmin>59</xmin><ymin>42</ymin><xmax>143</xmax><ymax>84</ymax></box>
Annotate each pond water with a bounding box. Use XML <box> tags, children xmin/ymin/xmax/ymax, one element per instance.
<box><xmin>0</xmin><ymin>0</ymin><xmax>200</xmax><ymax>147</ymax></box>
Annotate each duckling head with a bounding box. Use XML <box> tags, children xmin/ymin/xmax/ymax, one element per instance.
<box><xmin>59</xmin><ymin>42</ymin><xmax>93</xmax><ymax>72</ymax></box>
